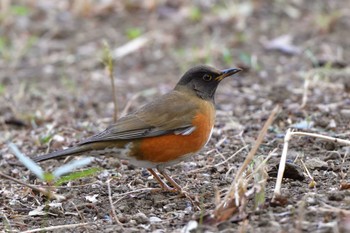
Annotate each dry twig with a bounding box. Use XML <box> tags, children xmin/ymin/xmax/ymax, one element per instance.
<box><xmin>273</xmin><ymin>130</ymin><xmax>350</xmax><ymax>200</ymax></box>
<box><xmin>20</xmin><ymin>222</ymin><xmax>92</xmax><ymax>233</ymax></box>
<box><xmin>0</xmin><ymin>171</ymin><xmax>66</xmax><ymax>201</ymax></box>
<box><xmin>102</xmin><ymin>41</ymin><xmax>118</xmax><ymax>122</ymax></box>
<box><xmin>107</xmin><ymin>178</ymin><xmax>123</xmax><ymax>226</ymax></box>
<box><xmin>212</xmin><ymin>106</ymin><xmax>280</xmax><ymax>222</ymax></box>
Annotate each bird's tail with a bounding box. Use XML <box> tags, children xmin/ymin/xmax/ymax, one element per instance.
<box><xmin>33</xmin><ymin>145</ymin><xmax>90</xmax><ymax>162</ymax></box>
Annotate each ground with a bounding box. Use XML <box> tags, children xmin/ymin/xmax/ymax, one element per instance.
<box><xmin>1</xmin><ymin>1</ymin><xmax>350</xmax><ymax>232</ymax></box>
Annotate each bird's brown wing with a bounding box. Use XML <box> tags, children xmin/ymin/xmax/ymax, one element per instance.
<box><xmin>79</xmin><ymin>90</ymin><xmax>197</xmax><ymax>145</ymax></box>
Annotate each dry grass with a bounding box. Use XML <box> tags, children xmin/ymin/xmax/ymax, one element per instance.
<box><xmin>273</xmin><ymin>129</ymin><xmax>350</xmax><ymax>200</ymax></box>
<box><xmin>211</xmin><ymin>106</ymin><xmax>279</xmax><ymax>223</ymax></box>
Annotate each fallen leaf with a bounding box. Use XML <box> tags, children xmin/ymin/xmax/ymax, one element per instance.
<box><xmin>264</xmin><ymin>34</ymin><xmax>301</xmax><ymax>55</ymax></box>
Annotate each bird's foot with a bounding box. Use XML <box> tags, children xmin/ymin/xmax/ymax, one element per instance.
<box><xmin>150</xmin><ymin>184</ymin><xmax>178</xmax><ymax>193</ymax></box>
<box><xmin>177</xmin><ymin>189</ymin><xmax>201</xmax><ymax>211</ymax></box>
<box><xmin>149</xmin><ymin>186</ymin><xmax>200</xmax><ymax>210</ymax></box>
<box><xmin>147</xmin><ymin>168</ymin><xmax>200</xmax><ymax>209</ymax></box>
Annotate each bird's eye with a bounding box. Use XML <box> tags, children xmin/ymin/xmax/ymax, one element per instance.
<box><xmin>202</xmin><ymin>74</ymin><xmax>212</xmax><ymax>81</ymax></box>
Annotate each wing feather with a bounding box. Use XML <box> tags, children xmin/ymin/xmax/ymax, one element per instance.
<box><xmin>79</xmin><ymin>90</ymin><xmax>197</xmax><ymax>145</ymax></box>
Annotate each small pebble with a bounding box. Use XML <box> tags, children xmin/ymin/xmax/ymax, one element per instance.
<box><xmin>149</xmin><ymin>216</ymin><xmax>162</xmax><ymax>223</ymax></box>
<box><xmin>133</xmin><ymin>212</ymin><xmax>149</xmax><ymax>224</ymax></box>
<box><xmin>102</xmin><ymin>214</ymin><xmax>112</xmax><ymax>223</ymax></box>
<box><xmin>306</xmin><ymin>196</ymin><xmax>318</xmax><ymax>205</ymax></box>
<box><xmin>163</xmin><ymin>203</ymin><xmax>176</xmax><ymax>211</ymax></box>
<box><xmin>340</xmin><ymin>109</ymin><xmax>350</xmax><ymax>118</ymax></box>
<box><xmin>133</xmin><ymin>178</ymin><xmax>144</xmax><ymax>185</ymax></box>
<box><xmin>3</xmin><ymin>153</ymin><xmax>14</xmax><ymax>160</ymax></box>
<box><xmin>324</xmin><ymin>151</ymin><xmax>341</xmax><ymax>161</ymax></box>
<box><xmin>53</xmin><ymin>134</ymin><xmax>65</xmax><ymax>142</ymax></box>
<box><xmin>323</xmin><ymin>142</ymin><xmax>337</xmax><ymax>151</ymax></box>
<box><xmin>117</xmin><ymin>214</ymin><xmax>128</xmax><ymax>223</ymax></box>
<box><xmin>305</xmin><ymin>158</ymin><xmax>328</xmax><ymax>170</ymax></box>
<box><xmin>129</xmin><ymin>219</ymin><xmax>137</xmax><ymax>225</ymax></box>
<box><xmin>327</xmin><ymin>119</ymin><xmax>337</xmax><ymax>129</ymax></box>
<box><xmin>182</xmin><ymin>220</ymin><xmax>198</xmax><ymax>232</ymax></box>
<box><xmin>328</xmin><ymin>192</ymin><xmax>345</xmax><ymax>201</ymax></box>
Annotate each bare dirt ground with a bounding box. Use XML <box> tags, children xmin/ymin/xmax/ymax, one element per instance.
<box><xmin>1</xmin><ymin>1</ymin><xmax>350</xmax><ymax>232</ymax></box>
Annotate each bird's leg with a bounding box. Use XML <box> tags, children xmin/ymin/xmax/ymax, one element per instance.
<box><xmin>157</xmin><ymin>168</ymin><xmax>182</xmax><ymax>192</ymax></box>
<box><xmin>147</xmin><ymin>168</ymin><xmax>177</xmax><ymax>192</ymax></box>
<box><xmin>157</xmin><ymin>168</ymin><xmax>200</xmax><ymax>210</ymax></box>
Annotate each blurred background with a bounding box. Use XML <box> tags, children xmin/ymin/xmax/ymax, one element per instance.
<box><xmin>1</xmin><ymin>0</ymin><xmax>348</xmax><ymax>124</ymax></box>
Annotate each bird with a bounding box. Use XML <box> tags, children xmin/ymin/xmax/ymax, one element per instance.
<box><xmin>33</xmin><ymin>65</ymin><xmax>241</xmax><ymax>193</ymax></box>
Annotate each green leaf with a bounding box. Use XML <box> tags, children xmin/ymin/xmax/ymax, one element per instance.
<box><xmin>40</xmin><ymin>134</ymin><xmax>53</xmax><ymax>144</ymax></box>
<box><xmin>54</xmin><ymin>167</ymin><xmax>101</xmax><ymax>186</ymax></box>
<box><xmin>239</xmin><ymin>52</ymin><xmax>251</xmax><ymax>66</ymax></box>
<box><xmin>223</xmin><ymin>49</ymin><xmax>233</xmax><ymax>65</ymax></box>
<box><xmin>126</xmin><ymin>27</ymin><xmax>142</xmax><ymax>40</ymax></box>
<box><xmin>0</xmin><ymin>37</ymin><xmax>6</xmax><ymax>52</ymax></box>
<box><xmin>43</xmin><ymin>172</ymin><xmax>55</xmax><ymax>183</ymax></box>
<box><xmin>0</xmin><ymin>84</ymin><xmax>5</xmax><ymax>94</ymax></box>
<box><xmin>10</xmin><ymin>5</ymin><xmax>30</xmax><ymax>16</ymax></box>
<box><xmin>189</xmin><ymin>6</ymin><xmax>202</xmax><ymax>22</ymax></box>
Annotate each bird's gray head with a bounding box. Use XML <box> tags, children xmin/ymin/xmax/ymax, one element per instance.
<box><xmin>176</xmin><ymin>65</ymin><xmax>242</xmax><ymax>101</ymax></box>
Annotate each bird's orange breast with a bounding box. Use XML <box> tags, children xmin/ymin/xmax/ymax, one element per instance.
<box><xmin>137</xmin><ymin>102</ymin><xmax>215</xmax><ymax>163</ymax></box>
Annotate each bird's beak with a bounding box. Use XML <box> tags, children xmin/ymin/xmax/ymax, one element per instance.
<box><xmin>215</xmin><ymin>68</ymin><xmax>242</xmax><ymax>81</ymax></box>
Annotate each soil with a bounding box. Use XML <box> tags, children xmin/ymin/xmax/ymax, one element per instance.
<box><xmin>1</xmin><ymin>1</ymin><xmax>350</xmax><ymax>232</ymax></box>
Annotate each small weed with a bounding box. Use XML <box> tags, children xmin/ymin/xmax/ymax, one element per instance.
<box><xmin>8</xmin><ymin>143</ymin><xmax>99</xmax><ymax>200</ymax></box>
<box><xmin>10</xmin><ymin>5</ymin><xmax>30</xmax><ymax>16</ymax></box>
<box><xmin>55</xmin><ymin>167</ymin><xmax>101</xmax><ymax>186</ymax></box>
<box><xmin>0</xmin><ymin>83</ymin><xmax>5</xmax><ymax>94</ymax></box>
<box><xmin>60</xmin><ymin>74</ymin><xmax>77</xmax><ymax>92</ymax></box>
<box><xmin>252</xmin><ymin>156</ymin><xmax>268</xmax><ymax>210</ymax></box>
<box><xmin>126</xmin><ymin>27</ymin><xmax>143</xmax><ymax>40</ymax></box>
<box><xmin>189</xmin><ymin>6</ymin><xmax>202</xmax><ymax>22</ymax></box>
<box><xmin>40</xmin><ymin>134</ymin><xmax>53</xmax><ymax>145</ymax></box>
<box><xmin>222</xmin><ymin>49</ymin><xmax>233</xmax><ymax>66</ymax></box>
<box><xmin>101</xmin><ymin>40</ymin><xmax>118</xmax><ymax>122</ymax></box>
<box><xmin>314</xmin><ymin>11</ymin><xmax>341</xmax><ymax>33</ymax></box>
<box><xmin>0</xmin><ymin>36</ymin><xmax>11</xmax><ymax>60</ymax></box>
<box><xmin>239</xmin><ymin>52</ymin><xmax>261</xmax><ymax>71</ymax></box>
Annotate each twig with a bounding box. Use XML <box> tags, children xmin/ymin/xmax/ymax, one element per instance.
<box><xmin>312</xmin><ymin>204</ymin><xmax>350</xmax><ymax>215</ymax></box>
<box><xmin>273</xmin><ymin>128</ymin><xmax>292</xmax><ymax>197</ymax></box>
<box><xmin>177</xmin><ymin>145</ymin><xmax>247</xmax><ymax>177</ymax></box>
<box><xmin>0</xmin><ymin>171</ymin><xmax>66</xmax><ymax>201</ymax></box>
<box><xmin>112</xmin><ymin>188</ymin><xmax>156</xmax><ymax>203</ymax></box>
<box><xmin>1</xmin><ymin>211</ymin><xmax>12</xmax><ymax>232</ymax></box>
<box><xmin>70</xmin><ymin>201</ymin><xmax>86</xmax><ymax>222</ymax></box>
<box><xmin>20</xmin><ymin>222</ymin><xmax>91</xmax><ymax>233</ymax></box>
<box><xmin>300</xmin><ymin>159</ymin><xmax>315</xmax><ymax>184</ymax></box>
<box><xmin>245</xmin><ymin>148</ymin><xmax>277</xmax><ymax>183</ymax></box>
<box><xmin>238</xmin><ymin>130</ymin><xmax>250</xmax><ymax>153</ymax></box>
<box><xmin>8</xmin><ymin>142</ymin><xmax>44</xmax><ymax>180</ymax></box>
<box><xmin>215</xmin><ymin>136</ymin><xmax>227</xmax><ymax>148</ymax></box>
<box><xmin>113</xmin><ymin>35</ymin><xmax>150</xmax><ymax>59</ymax></box>
<box><xmin>235</xmin><ymin>106</ymin><xmax>279</xmax><ymax>204</ymax></box>
<box><xmin>102</xmin><ymin>41</ymin><xmax>118</xmax><ymax>122</ymax></box>
<box><xmin>107</xmin><ymin>179</ymin><xmax>123</xmax><ymax>226</ymax></box>
<box><xmin>290</xmin><ymin>131</ymin><xmax>350</xmax><ymax>145</ymax></box>
<box><xmin>215</xmin><ymin>145</ymin><xmax>248</xmax><ymax>167</ymax></box>
<box><xmin>300</xmin><ymin>71</ymin><xmax>311</xmax><ymax>108</ymax></box>
<box><xmin>215</xmin><ymin>105</ymin><xmax>280</xmax><ymax>217</ymax></box>
<box><xmin>340</xmin><ymin>149</ymin><xmax>348</xmax><ymax>181</ymax></box>
<box><xmin>273</xmin><ymin>130</ymin><xmax>350</xmax><ymax>199</ymax></box>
